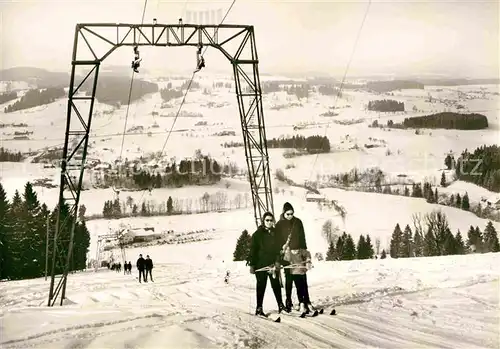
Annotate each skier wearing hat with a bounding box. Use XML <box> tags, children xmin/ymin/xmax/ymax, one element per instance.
<box><xmin>275</xmin><ymin>202</ymin><xmax>313</xmax><ymax>314</ymax></box>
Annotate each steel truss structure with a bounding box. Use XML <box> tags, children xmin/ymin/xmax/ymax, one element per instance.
<box><xmin>48</xmin><ymin>23</ymin><xmax>274</xmax><ymax>306</ymax></box>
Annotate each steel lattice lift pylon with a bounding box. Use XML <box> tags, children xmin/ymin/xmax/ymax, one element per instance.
<box><xmin>47</xmin><ymin>23</ymin><xmax>274</xmax><ymax>306</ymax></box>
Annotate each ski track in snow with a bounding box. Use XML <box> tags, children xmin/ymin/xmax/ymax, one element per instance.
<box><xmin>1</xmin><ymin>254</ymin><xmax>499</xmax><ymax>349</ymax></box>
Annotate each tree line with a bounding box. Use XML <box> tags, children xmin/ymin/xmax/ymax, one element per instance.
<box><xmin>398</xmin><ymin>112</ymin><xmax>488</xmax><ymax>130</ymax></box>
<box><xmin>310</xmin><ymin>165</ymin><xmax>496</xmax><ymax>222</ymax></box>
<box><xmin>82</xmin><ymin>76</ymin><xmax>158</xmax><ymax>107</ymax></box>
<box><xmin>98</xmin><ymin>190</ymin><xmax>252</xmax><ymax>220</ymax></box>
<box><xmin>367</xmin><ymin>99</ymin><xmax>405</xmax><ymax>112</ymax></box>
<box><xmin>0</xmin><ymin>91</ymin><xmax>17</xmax><ymax>105</ymax></box>
<box><xmin>267</xmin><ymin>135</ymin><xmax>330</xmax><ymax>153</ymax></box>
<box><xmin>92</xmin><ymin>156</ymin><xmax>223</xmax><ymax>190</ymax></box>
<box><xmin>4</xmin><ymin>87</ymin><xmax>65</xmax><ymax>113</ymax></box>
<box><xmin>232</xmin><ymin>210</ymin><xmax>499</xmax><ymax>263</ymax></box>
<box><xmin>160</xmin><ymin>80</ymin><xmax>201</xmax><ymax>103</ymax></box>
<box><xmin>390</xmin><ymin>211</ymin><xmax>499</xmax><ymax>258</ymax></box>
<box><xmin>243</xmin><ymin>82</ymin><xmax>346</xmax><ymax>100</ymax></box>
<box><xmin>316</xmin><ymin>167</ymin><xmax>499</xmax><ymax>222</ymax></box>
<box><xmin>324</xmin><ymin>232</ymin><xmax>375</xmax><ymax>260</ymax></box>
<box><xmin>0</xmin><ymin>147</ymin><xmax>24</xmax><ymax>162</ymax></box>
<box><xmin>233</xmin><ymin>227</ymin><xmax>377</xmax><ymax>262</ymax></box>
<box><xmin>0</xmin><ymin>182</ymin><xmax>90</xmax><ymax>281</ymax></box>
<box><xmin>447</xmin><ymin>145</ymin><xmax>500</xmax><ymax>192</ymax></box>
<box><xmin>366</xmin><ymin>80</ymin><xmax>424</xmax><ymax>93</ymax></box>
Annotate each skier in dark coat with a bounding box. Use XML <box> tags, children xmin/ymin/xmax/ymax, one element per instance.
<box><xmin>248</xmin><ymin>211</ymin><xmax>285</xmax><ymax>316</ymax></box>
<box><xmin>145</xmin><ymin>255</ymin><xmax>154</xmax><ymax>282</ymax></box>
<box><xmin>136</xmin><ymin>254</ymin><xmax>146</xmax><ymax>283</ymax></box>
<box><xmin>275</xmin><ymin>202</ymin><xmax>312</xmax><ymax>313</ymax></box>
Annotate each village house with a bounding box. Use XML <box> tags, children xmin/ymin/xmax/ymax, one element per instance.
<box><xmin>305</xmin><ymin>191</ymin><xmax>326</xmax><ymax>202</ymax></box>
<box><xmin>121</xmin><ymin>227</ymin><xmax>162</xmax><ymax>244</ymax></box>
<box><xmin>486</xmin><ymin>194</ymin><xmax>500</xmax><ymax>210</ymax></box>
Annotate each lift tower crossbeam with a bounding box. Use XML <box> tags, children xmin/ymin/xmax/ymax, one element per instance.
<box><xmin>48</xmin><ymin>23</ymin><xmax>274</xmax><ymax>307</ymax></box>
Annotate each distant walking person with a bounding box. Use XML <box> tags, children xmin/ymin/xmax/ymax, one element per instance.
<box><xmin>145</xmin><ymin>255</ymin><xmax>154</xmax><ymax>282</ymax></box>
<box><xmin>136</xmin><ymin>254</ymin><xmax>146</xmax><ymax>283</ymax></box>
<box><xmin>127</xmin><ymin>261</ymin><xmax>132</xmax><ymax>275</ymax></box>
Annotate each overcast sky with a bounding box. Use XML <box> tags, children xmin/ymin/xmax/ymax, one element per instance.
<box><xmin>0</xmin><ymin>0</ymin><xmax>498</xmax><ymax>78</ymax></box>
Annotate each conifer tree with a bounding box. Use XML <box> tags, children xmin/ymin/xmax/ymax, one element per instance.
<box><xmin>365</xmin><ymin>234</ymin><xmax>374</xmax><ymax>259</ymax></box>
<box><xmin>461</xmin><ymin>192</ymin><xmax>470</xmax><ymax>211</ymax></box>
<box><xmin>449</xmin><ymin>194</ymin><xmax>455</xmax><ymax>206</ymax></box>
<box><xmin>7</xmin><ymin>190</ymin><xmax>24</xmax><ymax>279</ymax></box>
<box><xmin>401</xmin><ymin>224</ymin><xmax>413</xmax><ymax>257</ymax></box>
<box><xmin>413</xmin><ymin>228</ymin><xmax>424</xmax><ymax>257</ymax></box>
<box><xmin>440</xmin><ymin>171</ymin><xmax>446</xmax><ymax>187</ymax></box>
<box><xmin>51</xmin><ymin>202</ymin><xmax>74</xmax><ymax>275</ymax></box>
<box><xmin>233</xmin><ymin>229</ymin><xmax>252</xmax><ymax>261</ymax></box>
<box><xmin>404</xmin><ymin>186</ymin><xmax>410</xmax><ymax>196</ymax></box>
<box><xmin>475</xmin><ymin>226</ymin><xmax>483</xmax><ymax>252</ymax></box>
<box><xmin>483</xmin><ymin>221</ymin><xmax>500</xmax><ymax>253</ymax></box>
<box><xmin>466</xmin><ymin>225</ymin><xmax>481</xmax><ymax>253</ymax></box>
<box><xmin>22</xmin><ymin>182</ymin><xmax>45</xmax><ymax>278</ymax></box>
<box><xmin>73</xmin><ymin>220</ymin><xmax>91</xmax><ymax>271</ymax></box>
<box><xmin>325</xmin><ymin>242</ymin><xmax>336</xmax><ymax>261</ymax></box>
<box><xmin>455</xmin><ymin>230</ymin><xmax>465</xmax><ymax>254</ymax></box>
<box><xmin>423</xmin><ymin>228</ymin><xmax>438</xmax><ymax>256</ymax></box>
<box><xmin>411</xmin><ymin>183</ymin><xmax>423</xmax><ymax>198</ymax></box>
<box><xmin>336</xmin><ymin>232</ymin><xmax>346</xmax><ymax>260</ymax></box>
<box><xmin>380</xmin><ymin>249</ymin><xmax>387</xmax><ymax>259</ymax></box>
<box><xmin>78</xmin><ymin>205</ymin><xmax>87</xmax><ymax>222</ymax></box>
<box><xmin>0</xmin><ymin>183</ymin><xmax>10</xmax><ymax>280</ymax></box>
<box><xmin>390</xmin><ymin>223</ymin><xmax>403</xmax><ymax>258</ymax></box>
<box><xmin>342</xmin><ymin>234</ymin><xmax>357</xmax><ymax>260</ymax></box>
<box><xmin>356</xmin><ymin>234</ymin><xmax>367</xmax><ymax>259</ymax></box>
<box><xmin>443</xmin><ymin>228</ymin><xmax>457</xmax><ymax>255</ymax></box>
<box><xmin>445</xmin><ymin>154</ymin><xmax>452</xmax><ymax>170</ymax></box>
<box><xmin>167</xmin><ymin>196</ymin><xmax>173</xmax><ymax>214</ymax></box>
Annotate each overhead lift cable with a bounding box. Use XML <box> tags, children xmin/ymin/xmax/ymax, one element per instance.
<box><xmin>304</xmin><ymin>0</ymin><xmax>372</xmax><ymax>191</ymax></box>
<box><xmin>118</xmin><ymin>0</ymin><xmax>149</xmax><ymax>161</ymax></box>
<box><xmin>157</xmin><ymin>0</ymin><xmax>237</xmax><ymax>162</ymax></box>
<box><xmin>136</xmin><ymin>0</ymin><xmax>237</xmax><ymax>205</ymax></box>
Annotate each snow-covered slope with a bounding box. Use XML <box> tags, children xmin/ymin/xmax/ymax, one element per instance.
<box><xmin>1</xmin><ymin>75</ymin><xmax>499</xmax><ymax>348</ymax></box>
<box><xmin>1</xmin><ymin>245</ymin><xmax>498</xmax><ymax>348</ymax></box>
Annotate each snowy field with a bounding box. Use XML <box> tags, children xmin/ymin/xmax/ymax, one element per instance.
<box><xmin>1</xmin><ymin>80</ymin><xmax>499</xmax><ymax>215</ymax></box>
<box><xmin>1</xmin><ymin>243</ymin><xmax>499</xmax><ymax>348</ymax></box>
<box><xmin>1</xmin><ymin>75</ymin><xmax>500</xmax><ymax>348</ymax></box>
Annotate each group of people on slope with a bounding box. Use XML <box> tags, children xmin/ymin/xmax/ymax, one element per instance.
<box><xmin>122</xmin><ymin>261</ymin><xmax>133</xmax><ymax>274</ymax></box>
<box><xmin>136</xmin><ymin>254</ymin><xmax>154</xmax><ymax>283</ymax></box>
<box><xmin>247</xmin><ymin>202</ymin><xmax>314</xmax><ymax>316</ymax></box>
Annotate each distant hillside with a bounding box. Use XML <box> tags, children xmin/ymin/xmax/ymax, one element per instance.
<box><xmin>4</xmin><ymin>87</ymin><xmax>66</xmax><ymax>113</ymax></box>
<box><xmin>0</xmin><ymin>67</ymin><xmax>69</xmax><ymax>88</ymax></box>
<box><xmin>366</xmin><ymin>80</ymin><xmax>425</xmax><ymax>93</ymax></box>
<box><xmin>81</xmin><ymin>65</ymin><xmax>150</xmax><ymax>77</ymax></box>
<box><xmin>415</xmin><ymin>78</ymin><xmax>500</xmax><ymax>86</ymax></box>
<box><xmin>81</xmin><ymin>74</ymin><xmax>159</xmax><ymax>106</ymax></box>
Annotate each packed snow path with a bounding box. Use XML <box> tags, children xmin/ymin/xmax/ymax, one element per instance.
<box><xmin>1</xmin><ymin>253</ymin><xmax>499</xmax><ymax>349</ymax></box>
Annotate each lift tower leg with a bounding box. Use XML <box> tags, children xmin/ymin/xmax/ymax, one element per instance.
<box><xmin>48</xmin><ymin>23</ymin><xmax>273</xmax><ymax>306</ymax></box>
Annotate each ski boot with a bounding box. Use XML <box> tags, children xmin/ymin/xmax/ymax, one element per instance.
<box><xmin>299</xmin><ymin>302</ymin><xmax>310</xmax><ymax>315</ymax></box>
<box><xmin>285</xmin><ymin>299</ymin><xmax>293</xmax><ymax>313</ymax></box>
<box><xmin>278</xmin><ymin>303</ymin><xmax>286</xmax><ymax>313</ymax></box>
<box><xmin>255</xmin><ymin>307</ymin><xmax>266</xmax><ymax>317</ymax></box>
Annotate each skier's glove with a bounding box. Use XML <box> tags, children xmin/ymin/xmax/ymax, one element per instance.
<box><xmin>249</xmin><ymin>266</ymin><xmax>255</xmax><ymax>274</ymax></box>
<box><xmin>274</xmin><ymin>262</ymin><xmax>281</xmax><ymax>269</ymax></box>
<box><xmin>306</xmin><ymin>261</ymin><xmax>313</xmax><ymax>271</ymax></box>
